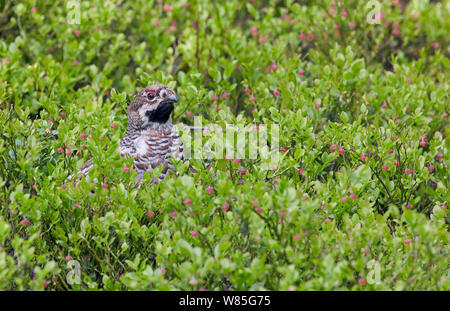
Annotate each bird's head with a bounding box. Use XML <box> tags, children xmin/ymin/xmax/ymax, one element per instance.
<box><xmin>127</xmin><ymin>84</ymin><xmax>178</xmax><ymax>129</ymax></box>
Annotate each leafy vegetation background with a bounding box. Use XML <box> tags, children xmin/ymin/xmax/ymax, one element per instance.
<box><xmin>0</xmin><ymin>0</ymin><xmax>449</xmax><ymax>290</ymax></box>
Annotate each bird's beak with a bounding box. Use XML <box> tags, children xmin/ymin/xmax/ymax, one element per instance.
<box><xmin>165</xmin><ymin>94</ymin><xmax>179</xmax><ymax>104</ymax></box>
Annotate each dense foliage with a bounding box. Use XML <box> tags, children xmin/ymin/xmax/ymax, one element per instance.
<box><xmin>0</xmin><ymin>0</ymin><xmax>448</xmax><ymax>290</ymax></box>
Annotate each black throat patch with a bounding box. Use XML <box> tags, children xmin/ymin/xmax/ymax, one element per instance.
<box><xmin>145</xmin><ymin>102</ymin><xmax>174</xmax><ymax>123</ymax></box>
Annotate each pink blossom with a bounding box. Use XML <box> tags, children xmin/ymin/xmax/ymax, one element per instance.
<box><xmin>330</xmin><ymin>144</ymin><xmax>337</xmax><ymax>152</ymax></box>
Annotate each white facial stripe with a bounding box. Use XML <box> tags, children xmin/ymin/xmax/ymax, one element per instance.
<box><xmin>138</xmin><ymin>103</ymin><xmax>155</xmax><ymax>126</ymax></box>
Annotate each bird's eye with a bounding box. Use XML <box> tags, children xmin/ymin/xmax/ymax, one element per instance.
<box><xmin>146</xmin><ymin>90</ymin><xmax>156</xmax><ymax>100</ymax></box>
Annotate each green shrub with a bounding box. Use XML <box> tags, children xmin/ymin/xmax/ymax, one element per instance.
<box><xmin>0</xmin><ymin>0</ymin><xmax>448</xmax><ymax>290</ymax></box>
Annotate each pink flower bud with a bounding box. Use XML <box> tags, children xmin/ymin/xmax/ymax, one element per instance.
<box><xmin>330</xmin><ymin>144</ymin><xmax>337</xmax><ymax>152</ymax></box>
